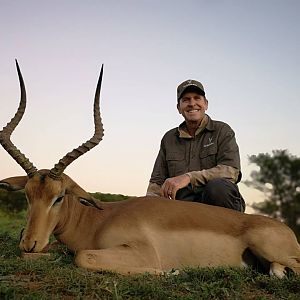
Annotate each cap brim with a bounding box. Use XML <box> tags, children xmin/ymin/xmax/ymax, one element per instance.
<box><xmin>178</xmin><ymin>86</ymin><xmax>205</xmax><ymax>100</ymax></box>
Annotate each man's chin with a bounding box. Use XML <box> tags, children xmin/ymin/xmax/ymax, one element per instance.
<box><xmin>185</xmin><ymin>117</ymin><xmax>203</xmax><ymax>123</ymax></box>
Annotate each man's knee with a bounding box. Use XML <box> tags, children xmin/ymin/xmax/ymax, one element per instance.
<box><xmin>203</xmin><ymin>178</ymin><xmax>245</xmax><ymax>212</ymax></box>
<box><xmin>203</xmin><ymin>178</ymin><xmax>229</xmax><ymax>199</ymax></box>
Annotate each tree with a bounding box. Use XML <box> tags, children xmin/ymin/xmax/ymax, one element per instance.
<box><xmin>245</xmin><ymin>149</ymin><xmax>300</xmax><ymax>239</ymax></box>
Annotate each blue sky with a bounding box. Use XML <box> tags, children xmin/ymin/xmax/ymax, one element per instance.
<box><xmin>0</xmin><ymin>0</ymin><xmax>299</xmax><ymax>211</ymax></box>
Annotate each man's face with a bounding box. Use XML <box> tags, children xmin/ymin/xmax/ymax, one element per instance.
<box><xmin>177</xmin><ymin>92</ymin><xmax>208</xmax><ymax>123</ymax></box>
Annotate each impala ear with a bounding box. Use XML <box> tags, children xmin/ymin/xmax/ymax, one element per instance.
<box><xmin>67</xmin><ymin>184</ymin><xmax>92</xmax><ymax>200</ymax></box>
<box><xmin>79</xmin><ymin>197</ymin><xmax>103</xmax><ymax>210</ymax></box>
<box><xmin>0</xmin><ymin>176</ymin><xmax>28</xmax><ymax>191</ymax></box>
<box><xmin>61</xmin><ymin>174</ymin><xmax>102</xmax><ymax>210</ymax></box>
<box><xmin>62</xmin><ymin>173</ymin><xmax>93</xmax><ymax>200</ymax></box>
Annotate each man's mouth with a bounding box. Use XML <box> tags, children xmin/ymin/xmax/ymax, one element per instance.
<box><xmin>187</xmin><ymin>109</ymin><xmax>200</xmax><ymax>113</ymax></box>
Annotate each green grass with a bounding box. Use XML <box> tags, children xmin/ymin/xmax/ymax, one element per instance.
<box><xmin>1</xmin><ymin>210</ymin><xmax>300</xmax><ymax>299</ymax></box>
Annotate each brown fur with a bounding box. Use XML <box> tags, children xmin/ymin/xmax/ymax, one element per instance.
<box><xmin>1</xmin><ymin>171</ymin><xmax>300</xmax><ymax>276</ymax></box>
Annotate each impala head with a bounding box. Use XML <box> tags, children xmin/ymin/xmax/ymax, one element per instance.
<box><xmin>0</xmin><ymin>60</ymin><xmax>104</xmax><ymax>252</ymax></box>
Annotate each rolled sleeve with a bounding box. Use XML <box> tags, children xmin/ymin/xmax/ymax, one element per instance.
<box><xmin>186</xmin><ymin>165</ymin><xmax>240</xmax><ymax>188</ymax></box>
<box><xmin>216</xmin><ymin>125</ymin><xmax>241</xmax><ymax>170</ymax></box>
<box><xmin>146</xmin><ymin>182</ymin><xmax>161</xmax><ymax>197</ymax></box>
<box><xmin>149</xmin><ymin>141</ymin><xmax>169</xmax><ymax>186</ymax></box>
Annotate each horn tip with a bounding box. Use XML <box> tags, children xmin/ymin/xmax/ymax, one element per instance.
<box><xmin>15</xmin><ymin>59</ymin><xmax>21</xmax><ymax>73</ymax></box>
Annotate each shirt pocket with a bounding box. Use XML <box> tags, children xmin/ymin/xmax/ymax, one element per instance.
<box><xmin>166</xmin><ymin>152</ymin><xmax>186</xmax><ymax>177</ymax></box>
<box><xmin>199</xmin><ymin>145</ymin><xmax>217</xmax><ymax>170</ymax></box>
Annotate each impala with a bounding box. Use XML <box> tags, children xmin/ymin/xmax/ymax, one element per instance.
<box><xmin>1</xmin><ymin>61</ymin><xmax>300</xmax><ymax>278</ymax></box>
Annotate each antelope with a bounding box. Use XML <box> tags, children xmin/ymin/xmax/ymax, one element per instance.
<box><xmin>1</xmin><ymin>62</ymin><xmax>300</xmax><ymax>278</ymax></box>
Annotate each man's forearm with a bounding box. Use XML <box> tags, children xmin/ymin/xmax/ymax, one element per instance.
<box><xmin>186</xmin><ymin>165</ymin><xmax>239</xmax><ymax>187</ymax></box>
<box><xmin>147</xmin><ymin>165</ymin><xmax>239</xmax><ymax>196</ymax></box>
<box><xmin>146</xmin><ymin>182</ymin><xmax>162</xmax><ymax>197</ymax></box>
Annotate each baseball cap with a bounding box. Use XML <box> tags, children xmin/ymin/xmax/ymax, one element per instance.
<box><xmin>177</xmin><ymin>79</ymin><xmax>205</xmax><ymax>101</ymax></box>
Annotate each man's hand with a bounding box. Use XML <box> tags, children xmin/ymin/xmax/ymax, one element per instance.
<box><xmin>161</xmin><ymin>174</ymin><xmax>191</xmax><ymax>200</ymax></box>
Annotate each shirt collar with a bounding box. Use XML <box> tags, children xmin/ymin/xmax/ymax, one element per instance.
<box><xmin>177</xmin><ymin>114</ymin><xmax>210</xmax><ymax>138</ymax></box>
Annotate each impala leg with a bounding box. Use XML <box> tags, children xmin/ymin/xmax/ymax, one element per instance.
<box><xmin>247</xmin><ymin>226</ymin><xmax>300</xmax><ymax>277</ymax></box>
<box><xmin>75</xmin><ymin>242</ymin><xmax>163</xmax><ymax>275</ymax></box>
<box><xmin>270</xmin><ymin>262</ymin><xmax>286</xmax><ymax>278</ymax></box>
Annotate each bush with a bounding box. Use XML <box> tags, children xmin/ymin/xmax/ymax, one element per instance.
<box><xmin>0</xmin><ymin>190</ymin><xmax>27</xmax><ymax>213</ymax></box>
<box><xmin>91</xmin><ymin>192</ymin><xmax>130</xmax><ymax>202</ymax></box>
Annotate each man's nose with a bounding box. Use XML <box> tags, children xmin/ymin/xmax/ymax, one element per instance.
<box><xmin>188</xmin><ymin>98</ymin><xmax>197</xmax><ymax>106</ymax></box>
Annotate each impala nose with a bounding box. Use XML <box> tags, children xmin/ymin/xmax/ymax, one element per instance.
<box><xmin>20</xmin><ymin>239</ymin><xmax>38</xmax><ymax>253</ymax></box>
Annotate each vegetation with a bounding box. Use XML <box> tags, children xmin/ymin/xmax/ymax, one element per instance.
<box><xmin>0</xmin><ymin>190</ymin><xmax>27</xmax><ymax>213</ymax></box>
<box><xmin>0</xmin><ymin>209</ymin><xmax>300</xmax><ymax>299</ymax></box>
<box><xmin>245</xmin><ymin>150</ymin><xmax>300</xmax><ymax>239</ymax></box>
<box><xmin>91</xmin><ymin>192</ymin><xmax>130</xmax><ymax>202</ymax></box>
<box><xmin>0</xmin><ymin>190</ymin><xmax>129</xmax><ymax>213</ymax></box>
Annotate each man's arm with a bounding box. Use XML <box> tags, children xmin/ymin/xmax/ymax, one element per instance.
<box><xmin>186</xmin><ymin>164</ymin><xmax>239</xmax><ymax>187</ymax></box>
<box><xmin>146</xmin><ymin>174</ymin><xmax>191</xmax><ymax>199</ymax></box>
<box><xmin>150</xmin><ymin>164</ymin><xmax>239</xmax><ymax>200</ymax></box>
<box><xmin>146</xmin><ymin>140</ymin><xmax>168</xmax><ymax>197</ymax></box>
<box><xmin>187</xmin><ymin>124</ymin><xmax>241</xmax><ymax>187</ymax></box>
<box><xmin>146</xmin><ymin>182</ymin><xmax>161</xmax><ymax>197</ymax></box>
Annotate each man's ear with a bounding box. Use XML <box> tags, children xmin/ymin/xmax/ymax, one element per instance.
<box><xmin>177</xmin><ymin>102</ymin><xmax>182</xmax><ymax>114</ymax></box>
<box><xmin>204</xmin><ymin>97</ymin><xmax>209</xmax><ymax>111</ymax></box>
<box><xmin>0</xmin><ymin>176</ymin><xmax>28</xmax><ymax>191</ymax></box>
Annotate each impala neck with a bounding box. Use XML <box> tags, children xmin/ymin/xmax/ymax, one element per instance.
<box><xmin>53</xmin><ymin>195</ymin><xmax>110</xmax><ymax>251</ymax></box>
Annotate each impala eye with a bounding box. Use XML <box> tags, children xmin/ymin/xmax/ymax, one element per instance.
<box><xmin>54</xmin><ymin>196</ymin><xmax>64</xmax><ymax>205</ymax></box>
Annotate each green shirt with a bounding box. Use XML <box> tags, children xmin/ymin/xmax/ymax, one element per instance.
<box><xmin>149</xmin><ymin>115</ymin><xmax>241</xmax><ymax>189</ymax></box>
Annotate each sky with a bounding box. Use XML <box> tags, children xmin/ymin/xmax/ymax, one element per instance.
<box><xmin>0</xmin><ymin>0</ymin><xmax>299</xmax><ymax>212</ymax></box>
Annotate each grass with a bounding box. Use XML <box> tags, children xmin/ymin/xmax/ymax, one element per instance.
<box><xmin>1</xmin><ymin>210</ymin><xmax>300</xmax><ymax>299</ymax></box>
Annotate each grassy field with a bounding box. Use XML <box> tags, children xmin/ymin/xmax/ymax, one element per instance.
<box><xmin>1</xmin><ymin>210</ymin><xmax>300</xmax><ymax>300</ymax></box>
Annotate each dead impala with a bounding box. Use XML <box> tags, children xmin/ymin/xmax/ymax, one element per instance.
<box><xmin>1</xmin><ymin>61</ymin><xmax>300</xmax><ymax>278</ymax></box>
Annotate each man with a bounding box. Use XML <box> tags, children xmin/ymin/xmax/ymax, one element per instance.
<box><xmin>146</xmin><ymin>79</ymin><xmax>245</xmax><ymax>212</ymax></box>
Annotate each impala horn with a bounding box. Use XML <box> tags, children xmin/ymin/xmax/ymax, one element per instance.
<box><xmin>49</xmin><ymin>65</ymin><xmax>104</xmax><ymax>180</ymax></box>
<box><xmin>0</xmin><ymin>60</ymin><xmax>38</xmax><ymax>178</ymax></box>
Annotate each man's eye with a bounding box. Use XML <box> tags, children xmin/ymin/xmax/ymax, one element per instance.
<box><xmin>54</xmin><ymin>196</ymin><xmax>64</xmax><ymax>205</ymax></box>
